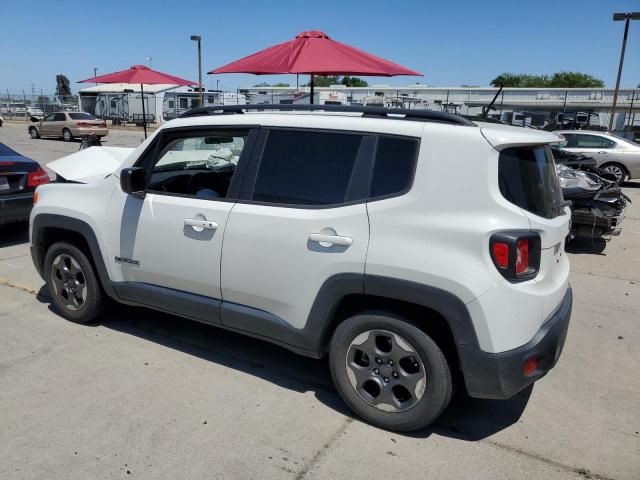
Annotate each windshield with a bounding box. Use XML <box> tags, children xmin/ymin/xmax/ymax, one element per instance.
<box><xmin>498</xmin><ymin>145</ymin><xmax>564</xmax><ymax>219</ymax></box>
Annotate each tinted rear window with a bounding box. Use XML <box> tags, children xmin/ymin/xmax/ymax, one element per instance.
<box><xmin>498</xmin><ymin>146</ymin><xmax>563</xmax><ymax>219</ymax></box>
<box><xmin>253</xmin><ymin>130</ymin><xmax>363</xmax><ymax>206</ymax></box>
<box><xmin>0</xmin><ymin>143</ymin><xmax>19</xmax><ymax>157</ymax></box>
<box><xmin>69</xmin><ymin>113</ymin><xmax>96</xmax><ymax>120</ymax></box>
<box><xmin>370</xmin><ymin>136</ymin><xmax>419</xmax><ymax>198</ymax></box>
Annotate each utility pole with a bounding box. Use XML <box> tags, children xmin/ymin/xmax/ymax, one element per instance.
<box><xmin>94</xmin><ymin>68</ymin><xmax>98</xmax><ymax>86</ymax></box>
<box><xmin>190</xmin><ymin>35</ymin><xmax>203</xmax><ymax>107</ymax></box>
<box><xmin>609</xmin><ymin>12</ymin><xmax>640</xmax><ymax>132</ymax></box>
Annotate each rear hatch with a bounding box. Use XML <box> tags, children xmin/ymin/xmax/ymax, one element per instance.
<box><xmin>497</xmin><ymin>143</ymin><xmax>570</xmax><ymax>319</ymax></box>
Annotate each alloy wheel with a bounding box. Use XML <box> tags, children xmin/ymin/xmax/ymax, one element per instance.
<box><xmin>345</xmin><ymin>330</ymin><xmax>427</xmax><ymax>413</ymax></box>
<box><xmin>602</xmin><ymin>164</ymin><xmax>626</xmax><ymax>182</ymax></box>
<box><xmin>50</xmin><ymin>254</ymin><xmax>88</xmax><ymax>311</ymax></box>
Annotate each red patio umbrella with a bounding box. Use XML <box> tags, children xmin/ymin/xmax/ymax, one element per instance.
<box><xmin>78</xmin><ymin>65</ymin><xmax>195</xmax><ymax>137</ymax></box>
<box><xmin>209</xmin><ymin>31</ymin><xmax>421</xmax><ymax>103</ymax></box>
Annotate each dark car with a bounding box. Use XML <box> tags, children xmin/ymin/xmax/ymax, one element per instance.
<box><xmin>0</xmin><ymin>143</ymin><xmax>50</xmax><ymax>225</ymax></box>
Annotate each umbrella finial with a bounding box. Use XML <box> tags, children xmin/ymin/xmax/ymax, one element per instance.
<box><xmin>296</xmin><ymin>31</ymin><xmax>329</xmax><ymax>39</ymax></box>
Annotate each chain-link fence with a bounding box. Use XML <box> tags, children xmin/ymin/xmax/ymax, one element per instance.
<box><xmin>0</xmin><ymin>92</ymin><xmax>79</xmax><ymax>120</ymax></box>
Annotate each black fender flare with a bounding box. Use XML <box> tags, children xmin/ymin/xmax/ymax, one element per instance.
<box><xmin>30</xmin><ymin>213</ymin><xmax>117</xmax><ymax>298</ymax></box>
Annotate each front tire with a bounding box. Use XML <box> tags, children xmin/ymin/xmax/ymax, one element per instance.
<box><xmin>29</xmin><ymin>127</ymin><xmax>40</xmax><ymax>139</ymax></box>
<box><xmin>329</xmin><ymin>313</ymin><xmax>452</xmax><ymax>432</ymax></box>
<box><xmin>44</xmin><ymin>242</ymin><xmax>104</xmax><ymax>323</ymax></box>
<box><xmin>62</xmin><ymin>128</ymin><xmax>73</xmax><ymax>142</ymax></box>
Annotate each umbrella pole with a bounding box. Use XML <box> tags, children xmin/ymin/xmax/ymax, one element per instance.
<box><xmin>140</xmin><ymin>83</ymin><xmax>147</xmax><ymax>139</ymax></box>
<box><xmin>310</xmin><ymin>74</ymin><xmax>314</xmax><ymax>105</ymax></box>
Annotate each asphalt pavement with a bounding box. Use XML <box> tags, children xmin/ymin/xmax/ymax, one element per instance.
<box><xmin>0</xmin><ymin>121</ymin><xmax>639</xmax><ymax>479</ymax></box>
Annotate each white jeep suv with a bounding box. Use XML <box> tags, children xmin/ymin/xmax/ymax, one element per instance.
<box><xmin>30</xmin><ymin>105</ymin><xmax>572</xmax><ymax>432</ymax></box>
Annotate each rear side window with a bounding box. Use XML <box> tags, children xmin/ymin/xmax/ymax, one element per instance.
<box><xmin>252</xmin><ymin>130</ymin><xmax>363</xmax><ymax>206</ymax></box>
<box><xmin>370</xmin><ymin>136</ymin><xmax>419</xmax><ymax>199</ymax></box>
<box><xmin>498</xmin><ymin>146</ymin><xmax>563</xmax><ymax>219</ymax></box>
<box><xmin>574</xmin><ymin>134</ymin><xmax>615</xmax><ymax>149</ymax></box>
<box><xmin>69</xmin><ymin>113</ymin><xmax>96</xmax><ymax>120</ymax></box>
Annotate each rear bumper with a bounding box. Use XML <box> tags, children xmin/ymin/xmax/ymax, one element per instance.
<box><xmin>459</xmin><ymin>286</ymin><xmax>572</xmax><ymax>399</ymax></box>
<box><xmin>0</xmin><ymin>192</ymin><xmax>34</xmax><ymax>225</ymax></box>
<box><xmin>71</xmin><ymin>127</ymin><xmax>109</xmax><ymax>137</ymax></box>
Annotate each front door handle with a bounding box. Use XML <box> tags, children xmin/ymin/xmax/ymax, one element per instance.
<box><xmin>309</xmin><ymin>233</ymin><xmax>353</xmax><ymax>247</ymax></box>
<box><xmin>598</xmin><ymin>151</ymin><xmax>607</xmax><ymax>154</ymax></box>
<box><xmin>184</xmin><ymin>218</ymin><xmax>218</xmax><ymax>232</ymax></box>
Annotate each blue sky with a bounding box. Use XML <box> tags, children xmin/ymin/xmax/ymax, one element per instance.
<box><xmin>2</xmin><ymin>0</ymin><xmax>639</xmax><ymax>94</ymax></box>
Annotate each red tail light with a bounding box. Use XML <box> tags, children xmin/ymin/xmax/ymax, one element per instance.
<box><xmin>515</xmin><ymin>239</ymin><xmax>529</xmax><ymax>275</ymax></box>
<box><xmin>490</xmin><ymin>232</ymin><xmax>540</xmax><ymax>282</ymax></box>
<box><xmin>76</xmin><ymin>122</ymin><xmax>91</xmax><ymax>127</ymax></box>
<box><xmin>492</xmin><ymin>243</ymin><xmax>509</xmax><ymax>269</ymax></box>
<box><xmin>27</xmin><ymin>167</ymin><xmax>50</xmax><ymax>187</ymax></box>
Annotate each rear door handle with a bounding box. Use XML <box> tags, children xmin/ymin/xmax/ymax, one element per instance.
<box><xmin>308</xmin><ymin>233</ymin><xmax>353</xmax><ymax>247</ymax></box>
<box><xmin>184</xmin><ymin>218</ymin><xmax>218</xmax><ymax>232</ymax></box>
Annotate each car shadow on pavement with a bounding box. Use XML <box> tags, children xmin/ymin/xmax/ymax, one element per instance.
<box><xmin>0</xmin><ymin>222</ymin><xmax>29</xmax><ymax>248</ymax></box>
<box><xmin>35</xmin><ymin>286</ymin><xmax>530</xmax><ymax>441</ymax></box>
<box><xmin>565</xmin><ymin>237</ymin><xmax>608</xmax><ymax>255</ymax></box>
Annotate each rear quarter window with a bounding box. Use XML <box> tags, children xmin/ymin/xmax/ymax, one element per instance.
<box><xmin>369</xmin><ymin>136</ymin><xmax>419</xmax><ymax>199</ymax></box>
<box><xmin>498</xmin><ymin>145</ymin><xmax>563</xmax><ymax>219</ymax></box>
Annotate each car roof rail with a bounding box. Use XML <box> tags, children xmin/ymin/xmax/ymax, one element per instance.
<box><xmin>178</xmin><ymin>104</ymin><xmax>476</xmax><ymax>126</ymax></box>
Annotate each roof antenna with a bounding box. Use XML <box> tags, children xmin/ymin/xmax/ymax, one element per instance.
<box><xmin>482</xmin><ymin>84</ymin><xmax>503</xmax><ymax>119</ymax></box>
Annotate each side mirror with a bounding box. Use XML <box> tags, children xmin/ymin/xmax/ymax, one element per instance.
<box><xmin>120</xmin><ymin>167</ymin><xmax>146</xmax><ymax>197</ymax></box>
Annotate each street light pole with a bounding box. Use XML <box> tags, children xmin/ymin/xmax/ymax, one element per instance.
<box><xmin>609</xmin><ymin>12</ymin><xmax>640</xmax><ymax>132</ymax></box>
<box><xmin>190</xmin><ymin>35</ymin><xmax>203</xmax><ymax>107</ymax></box>
<box><xmin>93</xmin><ymin>67</ymin><xmax>98</xmax><ymax>86</ymax></box>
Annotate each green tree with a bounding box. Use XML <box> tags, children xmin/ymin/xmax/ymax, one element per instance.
<box><xmin>340</xmin><ymin>76</ymin><xmax>368</xmax><ymax>87</ymax></box>
<box><xmin>272</xmin><ymin>82</ymin><xmax>290</xmax><ymax>87</ymax></box>
<box><xmin>305</xmin><ymin>75</ymin><xmax>368</xmax><ymax>87</ymax></box>
<box><xmin>490</xmin><ymin>71</ymin><xmax>604</xmax><ymax>88</ymax></box>
<box><xmin>55</xmin><ymin>74</ymin><xmax>72</xmax><ymax>96</ymax></box>
<box><xmin>547</xmin><ymin>72</ymin><xmax>604</xmax><ymax>88</ymax></box>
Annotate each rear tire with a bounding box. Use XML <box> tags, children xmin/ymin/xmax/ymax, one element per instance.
<box><xmin>44</xmin><ymin>242</ymin><xmax>104</xmax><ymax>324</ymax></box>
<box><xmin>62</xmin><ymin>128</ymin><xmax>73</xmax><ymax>142</ymax></box>
<box><xmin>329</xmin><ymin>313</ymin><xmax>452</xmax><ymax>432</ymax></box>
<box><xmin>29</xmin><ymin>127</ymin><xmax>40</xmax><ymax>139</ymax></box>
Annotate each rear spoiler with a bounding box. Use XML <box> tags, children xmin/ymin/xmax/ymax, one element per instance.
<box><xmin>479</xmin><ymin>126</ymin><xmax>562</xmax><ymax>149</ymax></box>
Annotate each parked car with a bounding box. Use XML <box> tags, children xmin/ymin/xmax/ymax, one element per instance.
<box><xmin>30</xmin><ymin>105</ymin><xmax>572</xmax><ymax>432</ymax></box>
<box><xmin>0</xmin><ymin>114</ymin><xmax>3</xmax><ymax>127</ymax></box>
<box><xmin>26</xmin><ymin>107</ymin><xmax>44</xmax><ymax>119</ymax></box>
<box><xmin>28</xmin><ymin>112</ymin><xmax>108</xmax><ymax>142</ymax></box>
<box><xmin>554</xmin><ymin>130</ymin><xmax>640</xmax><ymax>182</ymax></box>
<box><xmin>0</xmin><ymin>143</ymin><xmax>50</xmax><ymax>225</ymax></box>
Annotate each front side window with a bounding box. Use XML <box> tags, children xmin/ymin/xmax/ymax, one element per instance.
<box><xmin>43</xmin><ymin>114</ymin><xmax>56</xmax><ymax>122</ymax></box>
<box><xmin>148</xmin><ymin>131</ymin><xmax>248</xmax><ymax>200</ymax></box>
<box><xmin>53</xmin><ymin>113</ymin><xmax>66</xmax><ymax>121</ymax></box>
<box><xmin>252</xmin><ymin>130</ymin><xmax>363</xmax><ymax>206</ymax></box>
<box><xmin>499</xmin><ymin>145</ymin><xmax>563</xmax><ymax>219</ymax></box>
